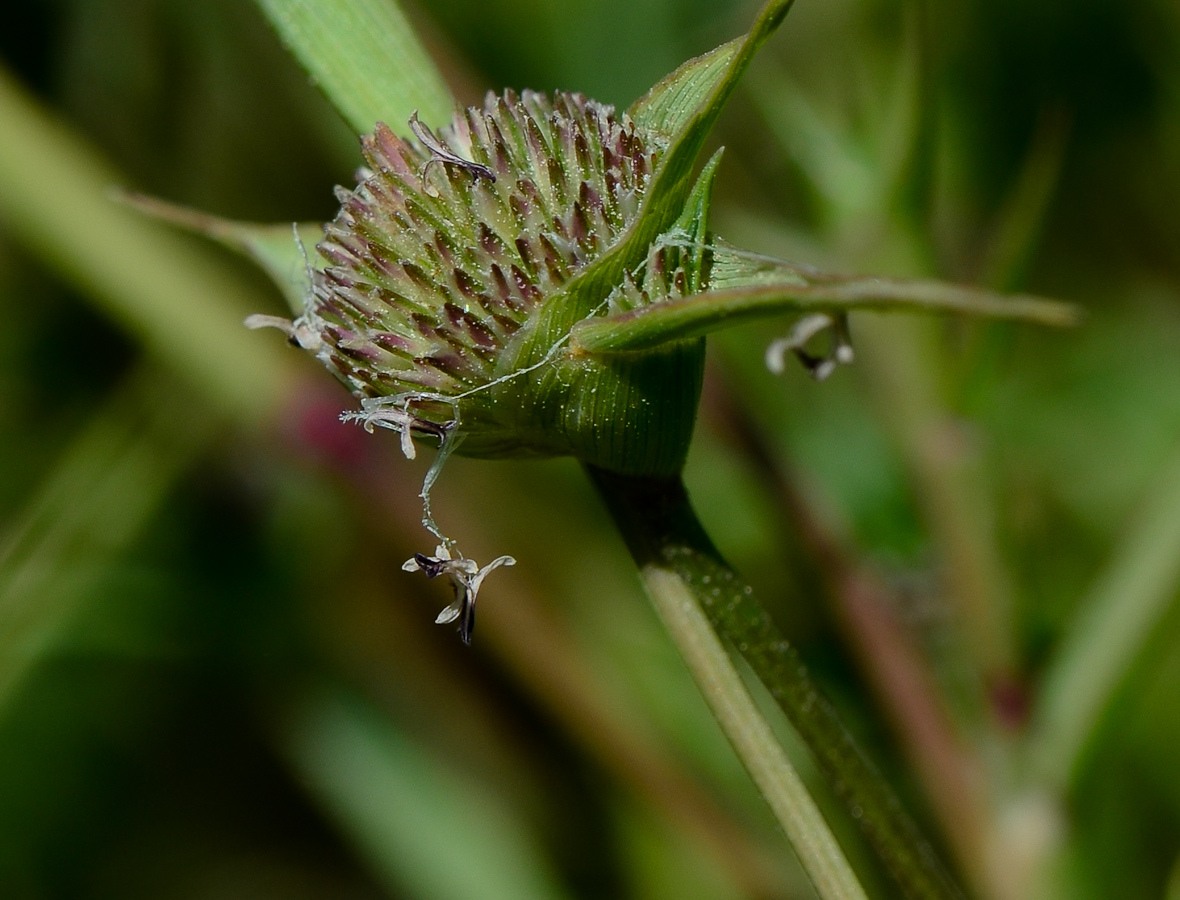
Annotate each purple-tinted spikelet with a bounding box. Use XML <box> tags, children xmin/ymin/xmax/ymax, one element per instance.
<box><xmin>306</xmin><ymin>90</ymin><xmax>661</xmax><ymax>427</ymax></box>
<box><xmin>245</xmin><ymin>89</ymin><xmax>698</xmax><ymax>632</ymax></box>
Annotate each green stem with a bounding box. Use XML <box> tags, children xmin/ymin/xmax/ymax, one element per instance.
<box><xmin>589</xmin><ymin>467</ymin><xmax>965</xmax><ymax>900</ymax></box>
<box><xmin>705</xmin><ymin>378</ymin><xmax>995</xmax><ymax>893</ymax></box>
<box><xmin>588</xmin><ymin>467</ymin><xmax>868</xmax><ymax>900</ymax></box>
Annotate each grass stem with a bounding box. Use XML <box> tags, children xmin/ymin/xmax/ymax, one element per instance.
<box><xmin>589</xmin><ymin>467</ymin><xmax>870</xmax><ymax>900</ymax></box>
<box><xmin>589</xmin><ymin>467</ymin><xmax>965</xmax><ymax>900</ymax></box>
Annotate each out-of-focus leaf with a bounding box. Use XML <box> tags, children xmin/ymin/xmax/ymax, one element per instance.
<box><xmin>117</xmin><ymin>191</ymin><xmax>323</xmax><ymax>316</ymax></box>
<box><xmin>572</xmin><ymin>256</ymin><xmax>1078</xmax><ymax>354</ymax></box>
<box><xmin>749</xmin><ymin>67</ymin><xmax>882</xmax><ymax>229</ymax></box>
<box><xmin>0</xmin><ymin>66</ymin><xmax>295</xmax><ymax>422</ymax></box>
<box><xmin>285</xmin><ymin>691</ymin><xmax>571</xmax><ymax>900</ymax></box>
<box><xmin>978</xmin><ymin>110</ymin><xmax>1070</xmax><ymax>290</ymax></box>
<box><xmin>1030</xmin><ymin>444</ymin><xmax>1180</xmax><ymax>792</ymax></box>
<box><xmin>749</xmin><ymin>15</ymin><xmax>928</xmax><ymax>232</ymax></box>
<box><xmin>255</xmin><ymin>0</ymin><xmax>455</xmax><ymax>134</ymax></box>
<box><xmin>0</xmin><ymin>370</ymin><xmax>213</xmax><ymax>709</ymax></box>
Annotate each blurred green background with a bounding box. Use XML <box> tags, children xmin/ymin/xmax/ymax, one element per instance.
<box><xmin>1</xmin><ymin>1</ymin><xmax>1179</xmax><ymax>898</ymax></box>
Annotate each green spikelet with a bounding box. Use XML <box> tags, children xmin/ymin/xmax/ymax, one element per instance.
<box><xmin>299</xmin><ymin>89</ymin><xmax>705</xmax><ymax>476</ymax></box>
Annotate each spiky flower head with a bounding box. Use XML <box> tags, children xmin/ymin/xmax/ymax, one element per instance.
<box><xmin>241</xmin><ymin>88</ymin><xmax>713</xmax><ymax>642</ymax></box>
<box><xmin>285</xmin><ymin>89</ymin><xmax>701</xmax><ymax>475</ymax></box>
<box><xmin>236</xmin><ymin>0</ymin><xmax>1072</xmax><ymax>644</ymax></box>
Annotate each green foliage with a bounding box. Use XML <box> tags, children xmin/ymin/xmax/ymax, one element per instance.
<box><xmin>0</xmin><ymin>0</ymin><xmax>1179</xmax><ymax>899</ymax></box>
<box><xmin>234</xmin><ymin>0</ymin><xmax>1069</xmax><ymax>485</ymax></box>
<box><xmin>256</xmin><ymin>0</ymin><xmax>455</xmax><ymax>132</ymax></box>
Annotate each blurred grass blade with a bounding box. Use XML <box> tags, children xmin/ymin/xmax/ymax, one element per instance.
<box><xmin>572</xmin><ymin>261</ymin><xmax>1078</xmax><ymax>354</ymax></box>
<box><xmin>256</xmin><ymin>0</ymin><xmax>455</xmax><ymax>134</ymax></box>
<box><xmin>749</xmin><ymin>66</ymin><xmax>882</xmax><ymax>228</ymax></box>
<box><xmin>286</xmin><ymin>691</ymin><xmax>571</xmax><ymax>900</ymax></box>
<box><xmin>117</xmin><ymin>191</ymin><xmax>323</xmax><ymax>315</ymax></box>
<box><xmin>882</xmin><ymin>2</ymin><xmax>934</xmax><ymax>226</ymax></box>
<box><xmin>1029</xmin><ymin>445</ymin><xmax>1180</xmax><ymax>792</ymax></box>
<box><xmin>978</xmin><ymin>109</ymin><xmax>1070</xmax><ymax>290</ymax></box>
<box><xmin>0</xmin><ymin>370</ymin><xmax>214</xmax><ymax>709</ymax></box>
<box><xmin>0</xmin><ymin>66</ymin><xmax>294</xmax><ymax>422</ymax></box>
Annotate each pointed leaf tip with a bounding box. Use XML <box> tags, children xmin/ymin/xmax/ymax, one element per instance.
<box><xmin>119</xmin><ymin>191</ymin><xmax>323</xmax><ymax>316</ymax></box>
<box><xmin>572</xmin><ymin>261</ymin><xmax>1080</xmax><ymax>355</ymax></box>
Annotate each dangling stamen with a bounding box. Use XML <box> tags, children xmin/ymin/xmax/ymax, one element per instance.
<box><xmin>766</xmin><ymin>313</ymin><xmax>855</xmax><ymax>381</ymax></box>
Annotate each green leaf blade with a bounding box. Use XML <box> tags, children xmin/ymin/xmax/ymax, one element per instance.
<box><xmin>572</xmin><ymin>270</ymin><xmax>1080</xmax><ymax>354</ymax></box>
<box><xmin>670</xmin><ymin>148</ymin><xmax>725</xmax><ymax>295</ymax></box>
<box><xmin>624</xmin><ymin>0</ymin><xmax>796</xmax><ymax>237</ymax></box>
<box><xmin>256</xmin><ymin>0</ymin><xmax>455</xmax><ymax>134</ymax></box>
<box><xmin>629</xmin><ymin>40</ymin><xmax>741</xmax><ymax>137</ymax></box>
<box><xmin>517</xmin><ymin>0</ymin><xmax>798</xmax><ymax>361</ymax></box>
<box><xmin>117</xmin><ymin>191</ymin><xmax>323</xmax><ymax>315</ymax></box>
